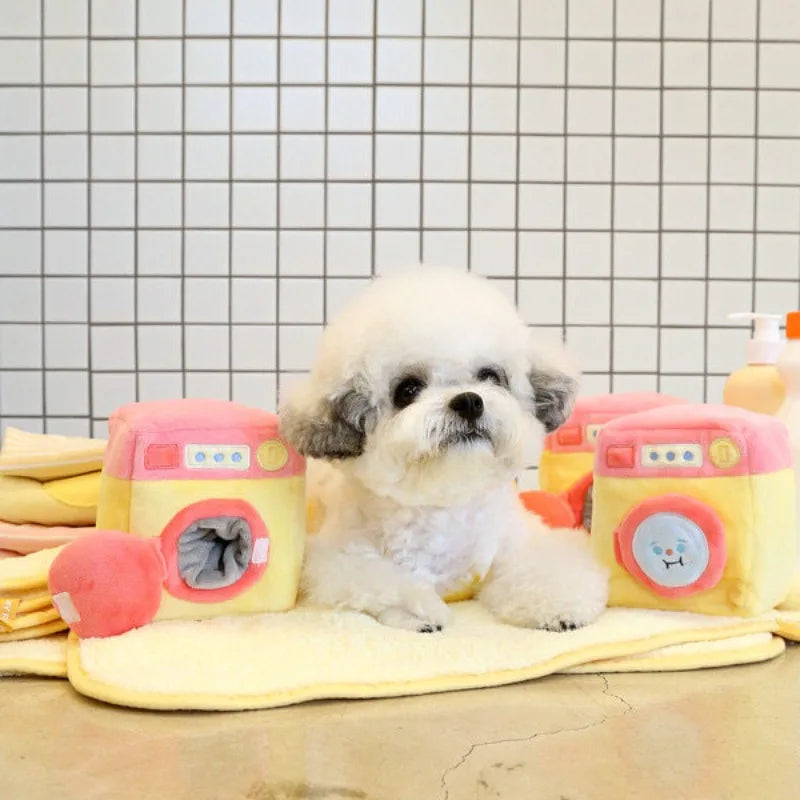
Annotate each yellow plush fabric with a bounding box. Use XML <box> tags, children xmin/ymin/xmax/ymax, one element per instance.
<box><xmin>64</xmin><ymin>603</ymin><xmax>784</xmax><ymax>711</ymax></box>
<box><xmin>537</xmin><ymin>450</ymin><xmax>595</xmax><ymax>494</ymax></box>
<box><xmin>9</xmin><ymin>629</ymin><xmax>784</xmax><ymax>684</ymax></box>
<box><xmin>776</xmin><ymin>609</ymin><xmax>800</xmax><ymax>639</ymax></box>
<box><xmin>0</xmin><ymin>635</ymin><xmax>67</xmax><ymax>677</ymax></box>
<box><xmin>0</xmin><ymin>427</ymin><xmax>105</xmax><ymax>481</ymax></box>
<box><xmin>0</xmin><ymin>474</ymin><xmax>100</xmax><ymax>526</ymax></box>
<box><xmin>592</xmin><ymin>472</ymin><xmax>797</xmax><ymax>617</ymax></box>
<box><xmin>778</xmin><ymin>571</ymin><xmax>800</xmax><ymax>611</ymax></box>
<box><xmin>97</xmin><ymin>475</ymin><xmax>306</xmax><ymax>622</ymax></box>
<box><xmin>564</xmin><ymin>632</ymin><xmax>785</xmax><ymax>673</ymax></box>
<box><xmin>2</xmin><ymin>590</ymin><xmax>52</xmax><ymax>615</ymax></box>
<box><xmin>0</xmin><ymin>546</ymin><xmax>61</xmax><ymax>593</ymax></box>
<box><xmin>0</xmin><ymin>547</ymin><xmax>65</xmax><ymax>642</ymax></box>
<box><xmin>0</xmin><ymin>620</ymin><xmax>68</xmax><ymax>642</ymax></box>
<box><xmin>0</xmin><ymin>605</ymin><xmax>61</xmax><ymax>632</ymax></box>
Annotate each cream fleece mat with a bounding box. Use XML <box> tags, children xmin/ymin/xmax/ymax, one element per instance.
<box><xmin>62</xmin><ymin>602</ymin><xmax>794</xmax><ymax>711</ymax></box>
<box><xmin>564</xmin><ymin>632</ymin><xmax>786</xmax><ymax>673</ymax></box>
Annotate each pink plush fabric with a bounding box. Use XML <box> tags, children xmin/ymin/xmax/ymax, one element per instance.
<box><xmin>49</xmin><ymin>531</ymin><xmax>166</xmax><ymax>638</ymax></box>
<box><xmin>0</xmin><ymin>520</ymin><xmax>95</xmax><ymax>554</ymax></box>
<box><xmin>595</xmin><ymin>404</ymin><xmax>792</xmax><ymax>479</ymax></box>
<box><xmin>545</xmin><ymin>392</ymin><xmax>687</xmax><ymax>454</ymax></box>
<box><xmin>103</xmin><ymin>399</ymin><xmax>304</xmax><ymax>481</ymax></box>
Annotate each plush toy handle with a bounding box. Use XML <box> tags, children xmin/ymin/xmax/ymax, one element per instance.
<box><xmin>48</xmin><ymin>531</ymin><xmax>166</xmax><ymax>638</ymax></box>
<box><xmin>519</xmin><ymin>490</ymin><xmax>577</xmax><ymax>529</ymax></box>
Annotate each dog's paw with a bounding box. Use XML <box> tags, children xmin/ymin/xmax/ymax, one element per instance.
<box><xmin>404</xmin><ymin>582</ymin><xmax>452</xmax><ymax>628</ymax></box>
<box><xmin>518</xmin><ymin>581</ymin><xmax>608</xmax><ymax>632</ymax></box>
<box><xmin>480</xmin><ymin>558</ymin><xmax>608</xmax><ymax>632</ymax></box>
<box><xmin>376</xmin><ymin>582</ymin><xmax>451</xmax><ymax>633</ymax></box>
<box><xmin>377</xmin><ymin>607</ymin><xmax>444</xmax><ymax>633</ymax></box>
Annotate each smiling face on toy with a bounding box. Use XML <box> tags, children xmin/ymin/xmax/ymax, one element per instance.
<box><xmin>630</xmin><ymin>512</ymin><xmax>711</xmax><ymax>589</ymax></box>
<box><xmin>651</xmin><ymin>537</ymin><xmax>687</xmax><ymax>568</ymax></box>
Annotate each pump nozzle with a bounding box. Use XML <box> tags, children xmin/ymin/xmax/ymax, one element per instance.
<box><xmin>728</xmin><ymin>312</ymin><xmax>783</xmax><ymax>364</ymax></box>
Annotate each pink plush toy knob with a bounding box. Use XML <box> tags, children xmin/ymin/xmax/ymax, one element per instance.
<box><xmin>49</xmin><ymin>531</ymin><xmax>166</xmax><ymax>638</ymax></box>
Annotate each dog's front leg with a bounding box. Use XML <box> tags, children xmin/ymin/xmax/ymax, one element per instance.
<box><xmin>301</xmin><ymin>536</ymin><xmax>451</xmax><ymax>633</ymax></box>
<box><xmin>479</xmin><ymin>520</ymin><xmax>608</xmax><ymax>632</ymax></box>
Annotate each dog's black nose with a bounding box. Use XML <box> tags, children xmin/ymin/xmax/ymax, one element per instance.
<box><xmin>449</xmin><ymin>392</ymin><xmax>484</xmax><ymax>422</ymax></box>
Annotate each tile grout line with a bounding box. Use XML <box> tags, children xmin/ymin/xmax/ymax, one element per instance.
<box><xmin>5</xmin><ymin>130</ymin><xmax>800</xmax><ymax>140</ymax></box>
<box><xmin>466</xmin><ymin>0</ymin><xmax>474</xmax><ymax>273</ymax></box>
<box><xmin>275</xmin><ymin>0</ymin><xmax>282</xmax><ymax>407</ymax></box>
<box><xmin>8</xmin><ymin>273</ymin><xmax>800</xmax><ymax>284</ymax></box>
<box><xmin>609</xmin><ymin>0</ymin><xmax>617</xmax><ymax>392</ymax></box>
<box><xmin>8</xmin><ymin>33</ymin><xmax>800</xmax><ymax>43</ymax></box>
<box><xmin>227</xmin><ymin>0</ymin><xmax>234</xmax><ymax>401</ymax></box>
<box><xmin>419</xmin><ymin>2</ymin><xmax>425</xmax><ymax>264</ymax></box>
<box><xmin>560</xmin><ymin>2</ymin><xmax>569</xmax><ymax>341</ymax></box>
<box><xmin>656</xmin><ymin>0</ymin><xmax>665</xmax><ymax>396</ymax></box>
<box><xmin>369</xmin><ymin>2</ymin><xmax>377</xmax><ymax>276</ymax></box>
<box><xmin>703</xmin><ymin>0</ymin><xmax>714</xmax><ymax>401</ymax></box>
<box><xmin>38</xmin><ymin>0</ymin><xmax>46</xmax><ymax>431</ymax></box>
<box><xmin>752</xmin><ymin>0</ymin><xmax>762</xmax><ymax>318</ymax></box>
<box><xmin>323</xmin><ymin>0</ymin><xmax>329</xmax><ymax>323</ymax></box>
<box><xmin>513</xmin><ymin>0</ymin><xmax>521</xmax><ymax>306</ymax></box>
<box><xmin>180</xmin><ymin>0</ymin><xmax>187</xmax><ymax>398</ymax></box>
<box><xmin>86</xmin><ymin>0</ymin><xmax>94</xmax><ymax>431</ymax></box>
<box><xmin>133</xmin><ymin>0</ymin><xmax>140</xmax><ymax>403</ymax></box>
<box><xmin>6</xmin><ymin>80</ymin><xmax>800</xmax><ymax>91</ymax></box>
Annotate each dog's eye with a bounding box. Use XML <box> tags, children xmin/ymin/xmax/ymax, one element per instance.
<box><xmin>393</xmin><ymin>377</ymin><xmax>426</xmax><ymax>409</ymax></box>
<box><xmin>476</xmin><ymin>367</ymin><xmax>503</xmax><ymax>385</ymax></box>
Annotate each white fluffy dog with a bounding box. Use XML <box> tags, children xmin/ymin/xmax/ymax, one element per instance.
<box><xmin>280</xmin><ymin>266</ymin><xmax>608</xmax><ymax>633</ymax></box>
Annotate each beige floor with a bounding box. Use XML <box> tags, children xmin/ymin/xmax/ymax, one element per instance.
<box><xmin>1</xmin><ymin>646</ymin><xmax>799</xmax><ymax>800</ymax></box>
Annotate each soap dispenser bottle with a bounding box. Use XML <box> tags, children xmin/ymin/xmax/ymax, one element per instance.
<box><xmin>723</xmin><ymin>312</ymin><xmax>785</xmax><ymax>415</ymax></box>
<box><xmin>777</xmin><ymin>311</ymin><xmax>800</xmax><ymax>608</ymax></box>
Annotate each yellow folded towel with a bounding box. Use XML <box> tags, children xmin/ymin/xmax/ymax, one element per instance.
<box><xmin>0</xmin><ymin>427</ymin><xmax>105</xmax><ymax>481</ymax></box>
<box><xmin>0</xmin><ymin>474</ymin><xmax>99</xmax><ymax>526</ymax></box>
<box><xmin>0</xmin><ymin>620</ymin><xmax>68</xmax><ymax>642</ymax></box>
<box><xmin>0</xmin><ymin>520</ymin><xmax>94</xmax><ymax>555</ymax></box>
<box><xmin>1</xmin><ymin>605</ymin><xmax>61</xmax><ymax>632</ymax></box>
<box><xmin>64</xmin><ymin>603</ymin><xmax>787</xmax><ymax>711</ymax></box>
<box><xmin>0</xmin><ymin>546</ymin><xmax>66</xmax><ymax>642</ymax></box>
<box><xmin>0</xmin><ymin>545</ymin><xmax>61</xmax><ymax>593</ymax></box>
<box><xmin>0</xmin><ymin>427</ymin><xmax>104</xmax><ymax>526</ymax></box>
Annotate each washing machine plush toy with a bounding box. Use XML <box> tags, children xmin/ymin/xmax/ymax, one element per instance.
<box><xmin>536</xmin><ymin>392</ymin><xmax>686</xmax><ymax>529</ymax></box>
<box><xmin>49</xmin><ymin>399</ymin><xmax>306</xmax><ymax>638</ymax></box>
<box><xmin>591</xmin><ymin>404</ymin><xmax>797</xmax><ymax>617</ymax></box>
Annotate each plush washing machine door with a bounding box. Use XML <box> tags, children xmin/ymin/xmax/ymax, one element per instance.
<box><xmin>159</xmin><ymin>498</ymin><xmax>270</xmax><ymax>603</ymax></box>
<box><xmin>613</xmin><ymin>494</ymin><xmax>727</xmax><ymax>598</ymax></box>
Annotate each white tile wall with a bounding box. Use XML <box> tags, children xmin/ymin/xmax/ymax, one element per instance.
<box><xmin>0</xmin><ymin>2</ymin><xmax>799</xmax><ymax>492</ymax></box>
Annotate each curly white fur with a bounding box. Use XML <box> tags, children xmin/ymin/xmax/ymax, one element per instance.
<box><xmin>280</xmin><ymin>266</ymin><xmax>609</xmax><ymax>633</ymax></box>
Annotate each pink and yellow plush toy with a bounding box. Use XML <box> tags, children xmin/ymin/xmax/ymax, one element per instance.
<box><xmin>49</xmin><ymin>400</ymin><xmax>306</xmax><ymax>638</ymax></box>
<box><xmin>591</xmin><ymin>404</ymin><xmax>797</xmax><ymax>616</ymax></box>
<box><xmin>530</xmin><ymin>392</ymin><xmax>687</xmax><ymax>529</ymax></box>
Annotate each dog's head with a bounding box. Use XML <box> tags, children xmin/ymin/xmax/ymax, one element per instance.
<box><xmin>280</xmin><ymin>267</ymin><xmax>578</xmax><ymax>506</ymax></box>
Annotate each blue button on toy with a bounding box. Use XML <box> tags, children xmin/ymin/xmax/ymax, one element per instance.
<box><xmin>195</xmin><ymin>452</ymin><xmax>205</xmax><ymax>463</ymax></box>
<box><xmin>666</xmin><ymin>451</ymin><xmax>676</xmax><ymax>462</ymax></box>
<box><xmin>684</xmin><ymin>450</ymin><xmax>694</xmax><ymax>461</ymax></box>
<box><xmin>214</xmin><ymin>452</ymin><xmax>224</xmax><ymax>463</ymax></box>
<box><xmin>232</xmin><ymin>452</ymin><xmax>242</xmax><ymax>463</ymax></box>
<box><xmin>649</xmin><ymin>451</ymin><xmax>658</xmax><ymax>461</ymax></box>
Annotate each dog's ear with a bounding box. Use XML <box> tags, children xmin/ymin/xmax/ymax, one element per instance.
<box><xmin>279</xmin><ymin>376</ymin><xmax>377</xmax><ymax>460</ymax></box>
<box><xmin>526</xmin><ymin>339</ymin><xmax>579</xmax><ymax>433</ymax></box>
